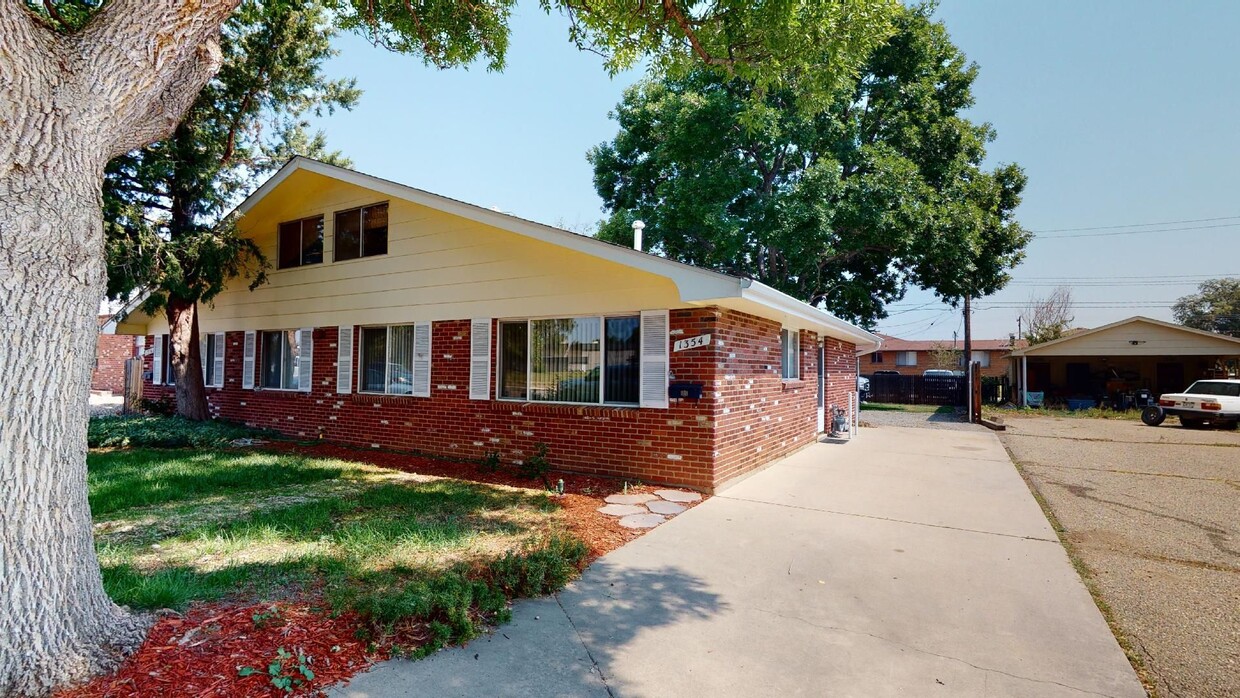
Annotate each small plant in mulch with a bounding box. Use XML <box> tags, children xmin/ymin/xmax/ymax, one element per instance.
<box><xmin>516</xmin><ymin>442</ymin><xmax>552</xmax><ymax>488</ymax></box>
<box><xmin>237</xmin><ymin>647</ymin><xmax>315</xmax><ymax>694</ymax></box>
<box><xmin>478</xmin><ymin>450</ymin><xmax>502</xmax><ymax>474</ymax></box>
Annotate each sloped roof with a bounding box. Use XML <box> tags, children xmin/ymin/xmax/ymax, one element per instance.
<box><xmin>872</xmin><ymin>334</ymin><xmax>1025</xmax><ymax>353</ymax></box>
<box><xmin>227</xmin><ymin>157</ymin><xmax>881</xmax><ymax>351</ymax></box>
<box><xmin>1009</xmin><ymin>316</ymin><xmax>1240</xmax><ymax>357</ymax></box>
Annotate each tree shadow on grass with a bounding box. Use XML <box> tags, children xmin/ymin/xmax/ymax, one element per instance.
<box><xmin>100</xmin><ymin>479</ymin><xmax>558</xmax><ymax>610</ymax></box>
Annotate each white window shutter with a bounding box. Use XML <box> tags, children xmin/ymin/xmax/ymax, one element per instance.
<box><xmin>412</xmin><ymin>321</ymin><xmax>432</xmax><ymax>397</ymax></box>
<box><xmin>213</xmin><ymin>333</ymin><xmax>225</xmax><ymax>387</ymax></box>
<box><xmin>469</xmin><ymin>318</ymin><xmax>491</xmax><ymax>400</ymax></box>
<box><xmin>639</xmin><ymin>310</ymin><xmax>669</xmax><ymax>409</ymax></box>
<box><xmin>200</xmin><ymin>336</ymin><xmax>208</xmax><ymax>383</ymax></box>
<box><xmin>152</xmin><ymin>335</ymin><xmax>163</xmax><ymax>385</ymax></box>
<box><xmin>298</xmin><ymin>328</ymin><xmax>314</xmax><ymax>392</ymax></box>
<box><xmin>336</xmin><ymin>325</ymin><xmax>353</xmax><ymax>394</ymax></box>
<box><xmin>242</xmin><ymin>331</ymin><xmax>256</xmax><ymax>389</ymax></box>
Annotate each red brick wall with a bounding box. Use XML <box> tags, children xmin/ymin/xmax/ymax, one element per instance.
<box><xmin>143</xmin><ymin>307</ymin><xmax>858</xmax><ymax>492</ymax></box>
<box><xmin>863</xmin><ymin>349</ymin><xmax>1010</xmax><ymax>378</ymax></box>
<box><xmin>93</xmin><ymin>334</ymin><xmax>134</xmax><ymax>393</ymax></box>
<box><xmin>710</xmin><ymin>311</ymin><xmax>821</xmax><ymax>487</ymax></box>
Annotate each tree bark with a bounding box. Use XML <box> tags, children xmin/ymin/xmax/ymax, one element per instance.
<box><xmin>166</xmin><ymin>296</ymin><xmax>210</xmax><ymax>420</ymax></box>
<box><xmin>0</xmin><ymin>147</ymin><xmax>151</xmax><ymax>698</ymax></box>
<box><xmin>0</xmin><ymin>1</ymin><xmax>239</xmax><ymax>693</ymax></box>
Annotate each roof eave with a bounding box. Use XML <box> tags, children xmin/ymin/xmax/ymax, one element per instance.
<box><xmin>738</xmin><ymin>280</ymin><xmax>882</xmax><ymax>352</ymax></box>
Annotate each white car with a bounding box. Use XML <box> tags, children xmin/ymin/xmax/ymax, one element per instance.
<box><xmin>1143</xmin><ymin>379</ymin><xmax>1240</xmax><ymax>429</ymax></box>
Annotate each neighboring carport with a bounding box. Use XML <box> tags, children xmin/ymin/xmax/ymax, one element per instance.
<box><xmin>1008</xmin><ymin>316</ymin><xmax>1240</xmax><ymax>407</ymax></box>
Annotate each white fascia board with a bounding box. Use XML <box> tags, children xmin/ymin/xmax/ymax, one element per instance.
<box><xmin>245</xmin><ymin>158</ymin><xmax>742</xmax><ymax>302</ymax></box>
<box><xmin>739</xmin><ymin>280</ymin><xmax>882</xmax><ymax>352</ymax></box>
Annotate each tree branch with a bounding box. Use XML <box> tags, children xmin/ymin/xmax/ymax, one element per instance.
<box><xmin>659</xmin><ymin>0</ymin><xmax>732</xmax><ymax>68</ymax></box>
<box><xmin>77</xmin><ymin>0</ymin><xmax>241</xmax><ymax>158</ymax></box>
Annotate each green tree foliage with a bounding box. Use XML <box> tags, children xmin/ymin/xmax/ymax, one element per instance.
<box><xmin>1173</xmin><ymin>278</ymin><xmax>1240</xmax><ymax>337</ymax></box>
<box><xmin>103</xmin><ymin>0</ymin><xmax>359</xmax><ymax>418</ymax></box>
<box><xmin>589</xmin><ymin>6</ymin><xmax>1029</xmax><ymax>325</ymax></box>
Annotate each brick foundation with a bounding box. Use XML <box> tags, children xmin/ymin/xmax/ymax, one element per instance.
<box><xmin>143</xmin><ymin>307</ymin><xmax>857</xmax><ymax>491</ymax></box>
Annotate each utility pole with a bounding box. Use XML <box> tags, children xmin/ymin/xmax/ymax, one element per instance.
<box><xmin>963</xmin><ymin>296</ymin><xmax>973</xmax><ymax>422</ymax></box>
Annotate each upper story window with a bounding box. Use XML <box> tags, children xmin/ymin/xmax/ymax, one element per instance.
<box><xmin>277</xmin><ymin>216</ymin><xmax>324</xmax><ymax>269</ymax></box>
<box><xmin>870</xmin><ymin>352</ymin><xmax>884</xmax><ymax>364</ymax></box>
<box><xmin>780</xmin><ymin>329</ymin><xmax>800</xmax><ymax>379</ymax></box>
<box><xmin>895</xmin><ymin>351</ymin><xmax>917</xmax><ymax>366</ymax></box>
<box><xmin>971</xmin><ymin>350</ymin><xmax>990</xmax><ymax>368</ymax></box>
<box><xmin>260</xmin><ymin>330</ymin><xmax>301</xmax><ymax>390</ymax></box>
<box><xmin>334</xmin><ymin>203</ymin><xmax>388</xmax><ymax>262</ymax></box>
<box><xmin>498</xmin><ymin>315</ymin><xmax>640</xmax><ymax>405</ymax></box>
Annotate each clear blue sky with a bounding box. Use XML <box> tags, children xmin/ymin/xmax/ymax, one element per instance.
<box><xmin>311</xmin><ymin>1</ymin><xmax>1240</xmax><ymax>341</ymax></box>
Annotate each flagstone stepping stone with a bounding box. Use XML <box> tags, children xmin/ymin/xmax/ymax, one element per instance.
<box><xmin>605</xmin><ymin>493</ymin><xmax>659</xmax><ymax>505</ymax></box>
<box><xmin>618</xmin><ymin>513</ymin><xmax>666</xmax><ymax>529</ymax></box>
<box><xmin>646</xmin><ymin>500</ymin><xmax>687</xmax><ymax>516</ymax></box>
<box><xmin>597</xmin><ymin>504</ymin><xmax>647</xmax><ymax>517</ymax></box>
<box><xmin>654</xmin><ymin>489</ymin><xmax>702</xmax><ymax>503</ymax></box>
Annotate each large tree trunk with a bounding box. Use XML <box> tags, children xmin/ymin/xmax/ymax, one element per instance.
<box><xmin>0</xmin><ymin>159</ymin><xmax>150</xmax><ymax>696</ymax></box>
<box><xmin>166</xmin><ymin>297</ymin><xmax>210</xmax><ymax>420</ymax></box>
<box><xmin>0</xmin><ymin>1</ymin><xmax>238</xmax><ymax>693</ymax></box>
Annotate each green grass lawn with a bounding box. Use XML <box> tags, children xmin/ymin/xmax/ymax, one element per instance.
<box><xmin>89</xmin><ymin>447</ymin><xmax>584</xmax><ymax>654</ymax></box>
<box><xmin>860</xmin><ymin>402</ymin><xmax>957</xmax><ymax>414</ymax></box>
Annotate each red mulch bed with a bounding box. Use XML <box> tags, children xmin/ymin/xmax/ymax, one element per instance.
<box><xmin>61</xmin><ymin>603</ymin><xmax>379</xmax><ymax>698</ymax></box>
<box><xmin>64</xmin><ymin>442</ymin><xmax>705</xmax><ymax>696</ymax></box>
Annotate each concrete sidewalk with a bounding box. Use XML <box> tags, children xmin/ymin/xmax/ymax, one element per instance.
<box><xmin>332</xmin><ymin>427</ymin><xmax>1146</xmax><ymax>698</ymax></box>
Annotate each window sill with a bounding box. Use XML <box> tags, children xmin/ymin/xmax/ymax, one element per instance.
<box><xmin>255</xmin><ymin>387</ymin><xmax>305</xmax><ymax>395</ymax></box>
<box><xmin>488</xmin><ymin>401</ymin><xmax>641</xmax><ymax>419</ymax></box>
<box><xmin>781</xmin><ymin>379</ymin><xmax>808</xmax><ymax>390</ymax></box>
<box><xmin>350</xmin><ymin>392</ymin><xmax>426</xmax><ymax>406</ymax></box>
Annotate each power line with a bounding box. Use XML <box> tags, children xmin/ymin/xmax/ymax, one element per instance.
<box><xmin>1031</xmin><ymin>215</ymin><xmax>1240</xmax><ymax>233</ymax></box>
<box><xmin>1013</xmin><ymin>273</ymin><xmax>1237</xmax><ymax>280</ymax></box>
<box><xmin>1034</xmin><ymin>222</ymin><xmax>1240</xmax><ymax>240</ymax></box>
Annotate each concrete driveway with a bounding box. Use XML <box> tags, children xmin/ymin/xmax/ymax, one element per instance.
<box><xmin>332</xmin><ymin>427</ymin><xmax>1145</xmax><ymax>698</ymax></box>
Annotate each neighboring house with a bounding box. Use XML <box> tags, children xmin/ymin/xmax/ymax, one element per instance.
<box><xmin>863</xmin><ymin>334</ymin><xmax>1023</xmax><ymax>379</ymax></box>
<box><xmin>115</xmin><ymin>158</ymin><xmax>879</xmax><ymax>492</ymax></box>
<box><xmin>1008</xmin><ymin>316</ymin><xmax>1240</xmax><ymax>404</ymax></box>
<box><xmin>93</xmin><ymin>315</ymin><xmax>136</xmax><ymax>394</ymax></box>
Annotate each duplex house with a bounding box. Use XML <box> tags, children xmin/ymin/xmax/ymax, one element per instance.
<box><xmin>863</xmin><ymin>334</ymin><xmax>1023</xmax><ymax>379</ymax></box>
<box><xmin>117</xmin><ymin>158</ymin><xmax>878</xmax><ymax>492</ymax></box>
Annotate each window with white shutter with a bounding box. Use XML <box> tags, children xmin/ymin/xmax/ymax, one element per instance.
<box><xmin>298</xmin><ymin>328</ymin><xmax>314</xmax><ymax>392</ymax></box>
<box><xmin>152</xmin><ymin>334</ymin><xmax>163</xmax><ymax>385</ymax></box>
<box><xmin>639</xmin><ymin>309</ymin><xmax>669</xmax><ymax>408</ymax></box>
<box><xmin>411</xmin><ymin>321</ymin><xmax>431</xmax><ymax>398</ymax></box>
<box><xmin>212</xmin><ymin>332</ymin><xmax>225</xmax><ymax>387</ymax></box>
<box><xmin>469</xmin><ymin>318</ymin><xmax>491</xmax><ymax>400</ymax></box>
<box><xmin>336</xmin><ymin>325</ymin><xmax>353</xmax><ymax>394</ymax></box>
<box><xmin>242</xmin><ymin>331</ymin><xmax>256</xmax><ymax>389</ymax></box>
<box><xmin>200</xmin><ymin>336</ymin><xmax>208</xmax><ymax>384</ymax></box>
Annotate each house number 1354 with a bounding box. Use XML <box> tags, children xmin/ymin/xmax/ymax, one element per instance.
<box><xmin>673</xmin><ymin>334</ymin><xmax>712</xmax><ymax>352</ymax></box>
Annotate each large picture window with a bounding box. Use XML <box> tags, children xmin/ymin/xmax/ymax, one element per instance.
<box><xmin>498</xmin><ymin>315</ymin><xmax>640</xmax><ymax>405</ymax></box>
<box><xmin>895</xmin><ymin>351</ymin><xmax>917</xmax><ymax>366</ymax></box>
<box><xmin>260</xmin><ymin>330</ymin><xmax>301</xmax><ymax>390</ymax></box>
<box><xmin>360</xmin><ymin>325</ymin><xmax>416</xmax><ymax>394</ymax></box>
<box><xmin>334</xmin><ymin>203</ymin><xmax>388</xmax><ymax>262</ymax></box>
<box><xmin>780</xmin><ymin>329</ymin><xmax>800</xmax><ymax>380</ymax></box>
<box><xmin>277</xmin><ymin>216</ymin><xmax>323</xmax><ymax>269</ymax></box>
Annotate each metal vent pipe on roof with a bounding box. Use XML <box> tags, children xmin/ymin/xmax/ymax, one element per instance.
<box><xmin>632</xmin><ymin>220</ymin><xmax>645</xmax><ymax>251</ymax></box>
